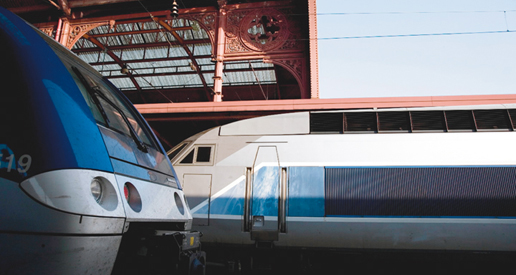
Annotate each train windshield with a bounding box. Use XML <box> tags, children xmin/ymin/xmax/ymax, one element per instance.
<box><xmin>35</xmin><ymin>30</ymin><xmax>178</xmax><ymax>183</ymax></box>
<box><xmin>32</xmin><ymin>31</ymin><xmax>157</xmax><ymax>153</ymax></box>
<box><xmin>69</xmin><ymin>66</ymin><xmax>154</xmax><ymax>150</ymax></box>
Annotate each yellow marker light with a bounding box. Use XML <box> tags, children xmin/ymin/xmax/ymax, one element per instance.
<box><xmin>190</xmin><ymin>237</ymin><xmax>194</xmax><ymax>246</ymax></box>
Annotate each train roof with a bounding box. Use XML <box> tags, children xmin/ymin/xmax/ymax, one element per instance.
<box><xmin>218</xmin><ymin>104</ymin><xmax>516</xmax><ymax>136</ymax></box>
<box><xmin>168</xmin><ymin>103</ymin><xmax>516</xmax><ymax>163</ymax></box>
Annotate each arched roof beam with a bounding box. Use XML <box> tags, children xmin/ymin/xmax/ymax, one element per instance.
<box><xmin>153</xmin><ymin>18</ymin><xmax>213</xmax><ymax>101</ymax></box>
<box><xmin>88</xmin><ymin>55</ymin><xmax>211</xmax><ymax>66</ymax></box>
<box><xmin>86</xmin><ymin>26</ymin><xmax>192</xmax><ymax>38</ymax></box>
<box><xmin>82</xmin><ymin>33</ymin><xmax>146</xmax><ymax>103</ymax></box>
<box><xmin>57</xmin><ymin>0</ymin><xmax>71</xmax><ymax>17</ymax></box>
<box><xmin>73</xmin><ymin>39</ymin><xmax>209</xmax><ymax>53</ymax></box>
<box><xmin>45</xmin><ymin>0</ymin><xmax>71</xmax><ymax>17</ymax></box>
<box><xmin>104</xmin><ymin>66</ymin><xmax>274</xmax><ymax>79</ymax></box>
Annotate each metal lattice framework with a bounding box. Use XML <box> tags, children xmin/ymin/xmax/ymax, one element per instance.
<box><xmin>4</xmin><ymin>0</ymin><xmax>319</xmax><ymax>148</ymax></box>
<box><xmin>19</xmin><ymin>0</ymin><xmax>316</xmax><ymax>105</ymax></box>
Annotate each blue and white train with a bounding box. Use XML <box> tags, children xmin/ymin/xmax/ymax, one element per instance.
<box><xmin>169</xmin><ymin>105</ymin><xmax>516</xmax><ymax>255</ymax></box>
<box><xmin>0</xmin><ymin>7</ymin><xmax>203</xmax><ymax>275</ymax></box>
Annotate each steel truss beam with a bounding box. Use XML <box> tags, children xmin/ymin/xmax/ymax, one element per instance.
<box><xmin>82</xmin><ymin>33</ymin><xmax>146</xmax><ymax>102</ymax></box>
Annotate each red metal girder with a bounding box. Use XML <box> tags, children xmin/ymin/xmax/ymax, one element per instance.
<box><xmin>72</xmin><ymin>39</ymin><xmax>210</xmax><ymax>52</ymax></box>
<box><xmin>88</xmin><ymin>26</ymin><xmax>192</xmax><ymax>38</ymax></box>
<box><xmin>135</xmin><ymin>94</ymin><xmax>516</xmax><ymax>116</ymax></box>
<box><xmin>83</xmin><ymin>33</ymin><xmax>145</xmax><ymax>102</ymax></box>
<box><xmin>154</xmin><ymin>18</ymin><xmax>212</xmax><ymax>101</ymax></box>
<box><xmin>68</xmin><ymin>7</ymin><xmax>217</xmax><ymax>25</ymax></box>
<box><xmin>68</xmin><ymin>0</ymin><xmax>141</xmax><ymax>8</ymax></box>
<box><xmin>88</xmin><ymin>54</ymin><xmax>212</xmax><ymax>66</ymax></box>
<box><xmin>58</xmin><ymin>0</ymin><xmax>71</xmax><ymax>17</ymax></box>
<box><xmin>105</xmin><ymin>66</ymin><xmax>274</xmax><ymax>79</ymax></box>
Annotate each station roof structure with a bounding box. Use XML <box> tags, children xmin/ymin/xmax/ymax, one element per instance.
<box><xmin>5</xmin><ymin>0</ymin><xmax>318</xmax><ymax>103</ymax></box>
<box><xmin>5</xmin><ymin>1</ymin><xmax>516</xmax><ymax>149</ymax></box>
<box><xmin>3</xmin><ymin>0</ymin><xmax>321</xmax><ymax>148</ymax></box>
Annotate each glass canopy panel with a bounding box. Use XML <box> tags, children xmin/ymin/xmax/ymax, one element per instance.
<box><xmin>109</xmin><ymin>78</ymin><xmax>136</xmax><ymax>89</ymax></box>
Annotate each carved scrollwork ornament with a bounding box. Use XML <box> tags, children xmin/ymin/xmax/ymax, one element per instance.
<box><xmin>66</xmin><ymin>22</ymin><xmax>108</xmax><ymax>48</ymax></box>
<box><xmin>39</xmin><ymin>27</ymin><xmax>55</xmax><ymax>38</ymax></box>
<box><xmin>239</xmin><ymin>8</ymin><xmax>289</xmax><ymax>52</ymax></box>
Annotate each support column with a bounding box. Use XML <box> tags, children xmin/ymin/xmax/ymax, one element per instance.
<box><xmin>58</xmin><ymin>18</ymin><xmax>70</xmax><ymax>47</ymax></box>
<box><xmin>213</xmin><ymin>1</ymin><xmax>227</xmax><ymax>102</ymax></box>
<box><xmin>308</xmin><ymin>0</ymin><xmax>319</xmax><ymax>99</ymax></box>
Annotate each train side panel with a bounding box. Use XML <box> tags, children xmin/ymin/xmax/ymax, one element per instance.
<box><xmin>172</xmin><ymin>112</ymin><xmax>516</xmax><ymax>252</ymax></box>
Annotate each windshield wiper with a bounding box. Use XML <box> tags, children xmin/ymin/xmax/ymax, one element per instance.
<box><xmin>72</xmin><ymin>66</ymin><xmax>148</xmax><ymax>153</ymax></box>
<box><xmin>72</xmin><ymin>66</ymin><xmax>110</xmax><ymax>125</ymax></box>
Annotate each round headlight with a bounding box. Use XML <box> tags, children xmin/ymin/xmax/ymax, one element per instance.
<box><xmin>91</xmin><ymin>178</ymin><xmax>103</xmax><ymax>203</ymax></box>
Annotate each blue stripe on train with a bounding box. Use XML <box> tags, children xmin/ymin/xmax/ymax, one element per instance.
<box><xmin>197</xmin><ymin>166</ymin><xmax>516</xmax><ymax>218</ymax></box>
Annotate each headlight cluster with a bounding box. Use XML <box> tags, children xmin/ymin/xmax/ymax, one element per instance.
<box><xmin>123</xmin><ymin>182</ymin><xmax>142</xmax><ymax>213</ymax></box>
<box><xmin>89</xmin><ymin>177</ymin><xmax>118</xmax><ymax>211</ymax></box>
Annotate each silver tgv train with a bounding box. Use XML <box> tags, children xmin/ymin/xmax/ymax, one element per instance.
<box><xmin>0</xmin><ymin>7</ymin><xmax>203</xmax><ymax>275</ymax></box>
<box><xmin>169</xmin><ymin>104</ymin><xmax>516</xmax><ymax>253</ymax></box>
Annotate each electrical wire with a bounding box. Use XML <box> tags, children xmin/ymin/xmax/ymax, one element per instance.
<box><xmin>248</xmin><ymin>61</ymin><xmax>267</xmax><ymax>100</ymax></box>
<box><xmin>317</xmin><ymin>10</ymin><xmax>516</xmax><ymax>16</ymax></box>
<box><xmin>317</xmin><ymin>30</ymin><xmax>516</xmax><ymax>40</ymax></box>
<box><xmin>504</xmin><ymin>11</ymin><xmax>510</xmax><ymax>31</ymax></box>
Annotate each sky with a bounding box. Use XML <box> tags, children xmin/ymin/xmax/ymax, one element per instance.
<box><xmin>316</xmin><ymin>0</ymin><xmax>516</xmax><ymax>99</ymax></box>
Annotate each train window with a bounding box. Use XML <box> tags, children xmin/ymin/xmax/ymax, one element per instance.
<box><xmin>446</xmin><ymin>110</ymin><xmax>476</xmax><ymax>131</ymax></box>
<box><xmin>196</xmin><ymin>147</ymin><xmax>212</xmax><ymax>162</ymax></box>
<box><xmin>343</xmin><ymin>112</ymin><xmax>377</xmax><ymax>132</ymax></box>
<box><xmin>180</xmin><ymin>150</ymin><xmax>195</xmax><ymax>164</ymax></box>
<box><xmin>168</xmin><ymin>143</ymin><xmax>188</xmax><ymax>160</ymax></box>
<box><xmin>178</xmin><ymin>145</ymin><xmax>214</xmax><ymax>165</ymax></box>
<box><xmin>97</xmin><ymin>97</ymin><xmax>131</xmax><ymax>134</ymax></box>
<box><xmin>70</xmin><ymin>66</ymin><xmax>155</xmax><ymax>149</ymax></box>
<box><xmin>84</xmin><ymin>74</ymin><xmax>153</xmax><ymax>146</ymax></box>
<box><xmin>410</xmin><ymin>111</ymin><xmax>446</xmax><ymax>131</ymax></box>
<box><xmin>66</xmin><ymin>68</ymin><xmax>107</xmax><ymax>125</ymax></box>
<box><xmin>310</xmin><ymin>113</ymin><xmax>343</xmax><ymax>133</ymax></box>
<box><xmin>45</xmin><ymin>39</ymin><xmax>157</xmax><ymax>150</ymax></box>
<box><xmin>378</xmin><ymin>112</ymin><xmax>410</xmax><ymax>132</ymax></box>
<box><xmin>474</xmin><ymin>109</ymin><xmax>511</xmax><ymax>130</ymax></box>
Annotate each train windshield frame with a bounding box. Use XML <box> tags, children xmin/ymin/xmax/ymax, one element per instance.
<box><xmin>38</xmin><ymin>32</ymin><xmax>159</xmax><ymax>152</ymax></box>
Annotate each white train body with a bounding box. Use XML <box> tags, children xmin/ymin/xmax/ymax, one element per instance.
<box><xmin>170</xmin><ymin>105</ymin><xmax>516</xmax><ymax>252</ymax></box>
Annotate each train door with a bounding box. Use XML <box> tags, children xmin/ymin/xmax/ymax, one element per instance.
<box><xmin>245</xmin><ymin>146</ymin><xmax>282</xmax><ymax>242</ymax></box>
<box><xmin>182</xmin><ymin>174</ymin><xmax>212</xmax><ymax>226</ymax></box>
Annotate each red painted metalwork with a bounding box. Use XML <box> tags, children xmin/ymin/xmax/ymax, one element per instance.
<box><xmin>136</xmin><ymin>94</ymin><xmax>516</xmax><ymax>117</ymax></box>
<box><xmin>82</xmin><ymin>33</ymin><xmax>145</xmax><ymax>102</ymax></box>
<box><xmin>106</xmin><ymin>66</ymin><xmax>273</xmax><ymax>79</ymax></box>
<box><xmin>87</xmin><ymin>55</ymin><xmax>212</xmax><ymax>66</ymax></box>
<box><xmin>29</xmin><ymin>1</ymin><xmax>316</xmax><ymax>103</ymax></box>
<box><xmin>219</xmin><ymin>2</ymin><xmax>310</xmax><ymax>99</ymax></box>
<box><xmin>154</xmin><ymin>18</ymin><xmax>213</xmax><ymax>101</ymax></box>
<box><xmin>213</xmin><ymin>1</ymin><xmax>227</xmax><ymax>102</ymax></box>
<box><xmin>57</xmin><ymin>0</ymin><xmax>71</xmax><ymax>17</ymax></box>
<box><xmin>308</xmin><ymin>0</ymin><xmax>319</xmax><ymax>98</ymax></box>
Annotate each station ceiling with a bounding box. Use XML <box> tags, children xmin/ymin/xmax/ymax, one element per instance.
<box><xmin>4</xmin><ymin>0</ymin><xmax>309</xmax><ymax>103</ymax></box>
<box><xmin>2</xmin><ymin>0</ymin><xmax>315</xmax><ymax>149</ymax></box>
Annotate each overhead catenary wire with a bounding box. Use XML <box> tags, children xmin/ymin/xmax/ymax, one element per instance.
<box><xmin>317</xmin><ymin>29</ymin><xmax>516</xmax><ymax>40</ymax></box>
<box><xmin>315</xmin><ymin>9</ymin><xmax>516</xmax><ymax>40</ymax></box>
<box><xmin>124</xmin><ymin>0</ymin><xmax>201</xmax><ymax>97</ymax></box>
<box><xmin>85</xmin><ymin>4</ymin><xmax>516</xmax><ymax>96</ymax></box>
<box><xmin>317</xmin><ymin>10</ymin><xmax>516</xmax><ymax>16</ymax></box>
<box><xmin>248</xmin><ymin>61</ymin><xmax>268</xmax><ymax>100</ymax></box>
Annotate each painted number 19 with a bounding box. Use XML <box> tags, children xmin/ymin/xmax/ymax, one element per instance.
<box><xmin>1</xmin><ymin>154</ymin><xmax>32</xmax><ymax>173</ymax></box>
